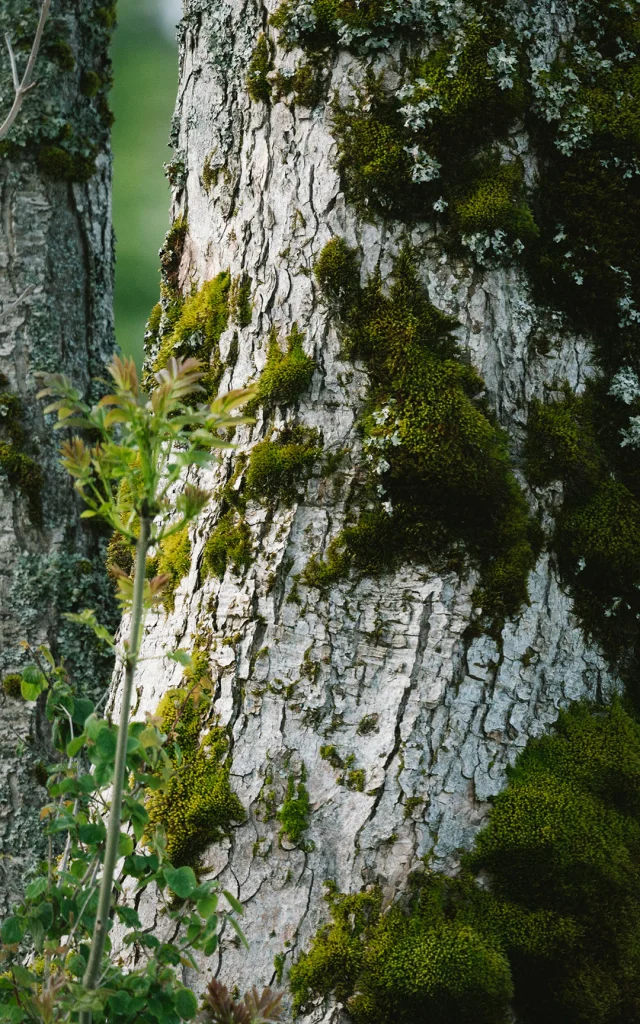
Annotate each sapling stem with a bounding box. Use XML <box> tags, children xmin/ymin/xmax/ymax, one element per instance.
<box><xmin>80</xmin><ymin>514</ymin><xmax>151</xmax><ymax>1022</ymax></box>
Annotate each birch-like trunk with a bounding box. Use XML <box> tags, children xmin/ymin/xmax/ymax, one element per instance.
<box><xmin>116</xmin><ymin>0</ymin><xmax>619</xmax><ymax>1018</ymax></box>
<box><xmin>0</xmin><ymin>1</ymin><xmax>115</xmax><ymax>914</ymax></box>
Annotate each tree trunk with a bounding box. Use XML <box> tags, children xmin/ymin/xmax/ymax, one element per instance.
<box><xmin>118</xmin><ymin>0</ymin><xmax>625</xmax><ymax>1018</ymax></box>
<box><xmin>0</xmin><ymin>0</ymin><xmax>116</xmax><ymax>916</ymax></box>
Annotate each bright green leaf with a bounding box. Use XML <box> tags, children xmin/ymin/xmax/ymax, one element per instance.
<box><xmin>175</xmin><ymin>989</ymin><xmax>198</xmax><ymax>1020</ymax></box>
<box><xmin>118</xmin><ymin>832</ymin><xmax>134</xmax><ymax>857</ymax></box>
<box><xmin>67</xmin><ymin>733</ymin><xmax>87</xmax><ymax>757</ymax></box>
<box><xmin>1</xmin><ymin>916</ymin><xmax>25</xmax><ymax>944</ymax></box>
<box><xmin>163</xmin><ymin>865</ymin><xmax>197</xmax><ymax>899</ymax></box>
<box><xmin>20</xmin><ymin>665</ymin><xmax>47</xmax><ymax>702</ymax></box>
<box><xmin>197</xmin><ymin>895</ymin><xmax>218</xmax><ymax>918</ymax></box>
<box><xmin>223</xmin><ymin>889</ymin><xmax>244</xmax><ymax>916</ymax></box>
<box><xmin>25</xmin><ymin>878</ymin><xmax>48</xmax><ymax>901</ymax></box>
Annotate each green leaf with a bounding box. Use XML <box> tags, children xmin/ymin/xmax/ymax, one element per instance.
<box><xmin>196</xmin><ymin>894</ymin><xmax>218</xmax><ymax>918</ymax></box>
<box><xmin>203</xmin><ymin>935</ymin><xmax>218</xmax><ymax>957</ymax></box>
<box><xmin>77</xmin><ymin>773</ymin><xmax>96</xmax><ymax>794</ymax></box>
<box><xmin>222</xmin><ymin>889</ymin><xmax>244</xmax><ymax>916</ymax></box>
<box><xmin>227</xmin><ymin>914</ymin><xmax>249</xmax><ymax>950</ymax></box>
<box><xmin>33</xmin><ymin>902</ymin><xmax>53</xmax><ymax>930</ymax></box>
<box><xmin>20</xmin><ymin>665</ymin><xmax>48</xmax><ymax>702</ymax></box>
<box><xmin>11</xmin><ymin>965</ymin><xmax>36</xmax><ymax>988</ymax></box>
<box><xmin>1</xmin><ymin>916</ymin><xmax>25</xmax><ymax>944</ymax></box>
<box><xmin>67</xmin><ymin>733</ymin><xmax>87</xmax><ymax>757</ymax></box>
<box><xmin>85</xmin><ymin>713</ymin><xmax>109</xmax><ymax>741</ymax></box>
<box><xmin>115</xmin><ymin>905</ymin><xmax>141</xmax><ymax>928</ymax></box>
<box><xmin>1</xmin><ymin>1005</ymin><xmax>26</xmax><ymax>1022</ymax></box>
<box><xmin>118</xmin><ymin>832</ymin><xmax>134</xmax><ymax>857</ymax></box>
<box><xmin>175</xmin><ymin>989</ymin><xmax>198</xmax><ymax>1020</ymax></box>
<box><xmin>95</xmin><ymin>728</ymin><xmax>117</xmax><ymax>760</ymax></box>
<box><xmin>203</xmin><ymin>913</ymin><xmax>218</xmax><ymax>938</ymax></box>
<box><xmin>93</xmin><ymin>761</ymin><xmax>113</xmax><ymax>787</ymax></box>
<box><xmin>66</xmin><ymin>953</ymin><xmax>87</xmax><ymax>978</ymax></box>
<box><xmin>78</xmin><ymin>822</ymin><xmax>106</xmax><ymax>845</ymax></box>
<box><xmin>72</xmin><ymin>697</ymin><xmax>95</xmax><ymax>726</ymax></box>
<box><xmin>25</xmin><ymin>878</ymin><xmax>48</xmax><ymax>901</ymax></box>
<box><xmin>163</xmin><ymin>866</ymin><xmax>197</xmax><ymax>899</ymax></box>
<box><xmin>166</xmin><ymin>649</ymin><xmax>193</xmax><ymax>668</ymax></box>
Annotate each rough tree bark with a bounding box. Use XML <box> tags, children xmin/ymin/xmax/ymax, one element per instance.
<box><xmin>0</xmin><ymin>0</ymin><xmax>116</xmax><ymax>916</ymax></box>
<box><xmin>112</xmin><ymin>0</ymin><xmax>627</xmax><ymax>1019</ymax></box>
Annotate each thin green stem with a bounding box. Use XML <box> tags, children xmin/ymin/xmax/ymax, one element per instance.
<box><xmin>79</xmin><ymin>515</ymin><xmax>151</xmax><ymax>1023</ymax></box>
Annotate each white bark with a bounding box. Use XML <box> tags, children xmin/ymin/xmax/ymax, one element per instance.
<box><xmin>112</xmin><ymin>0</ymin><xmax>620</xmax><ymax>1015</ymax></box>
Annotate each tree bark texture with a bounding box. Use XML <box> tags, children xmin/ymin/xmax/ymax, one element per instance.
<box><xmin>0</xmin><ymin>0</ymin><xmax>116</xmax><ymax>916</ymax></box>
<box><xmin>113</xmin><ymin>0</ymin><xmax>626</xmax><ymax>1018</ymax></box>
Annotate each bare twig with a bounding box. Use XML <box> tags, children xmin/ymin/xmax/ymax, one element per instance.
<box><xmin>0</xmin><ymin>284</ymin><xmax>34</xmax><ymax>323</ymax></box>
<box><xmin>0</xmin><ymin>0</ymin><xmax>52</xmax><ymax>142</ymax></box>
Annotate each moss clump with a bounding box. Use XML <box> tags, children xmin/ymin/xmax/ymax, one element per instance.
<box><xmin>247</xmin><ymin>33</ymin><xmax>274</xmax><ymax>103</ymax></box>
<box><xmin>293</xmin><ymin>701</ymin><xmax>640</xmax><ymax>1023</ymax></box>
<box><xmin>105</xmin><ymin>530</ymin><xmax>133</xmax><ymax>581</ymax></box>
<box><xmin>290</xmin><ymin>881</ymin><xmax>513</xmax><ymax>1023</ymax></box>
<box><xmin>145</xmin><ymin>683</ymin><xmax>245</xmax><ymax>867</ymax></box>
<box><xmin>451</xmin><ymin>158</ymin><xmax>538</xmax><ymax>245</ymax></box>
<box><xmin>246</xmin><ymin>425</ymin><xmax>322</xmax><ymax>505</ymax></box>
<box><xmin>0</xmin><ymin>386</ymin><xmax>43</xmax><ymax>525</ymax></box>
<box><xmin>524</xmin><ymin>383</ymin><xmax>640</xmax><ymax>696</ymax></box>
<box><xmin>277</xmin><ymin>768</ymin><xmax>311</xmax><ymax>845</ymax></box>
<box><xmin>152</xmin><ymin>272</ymin><xmax>231</xmax><ymax>400</ymax></box>
<box><xmin>470</xmin><ymin>700</ymin><xmax>640</xmax><ymax>1023</ymax></box>
<box><xmin>532</xmin><ymin>151</ymin><xmax>640</xmax><ymax>359</ymax></box>
<box><xmin>202</xmin><ymin>510</ymin><xmax>253</xmax><ymax>579</ymax></box>
<box><xmin>2</xmin><ymin>673</ymin><xmax>22</xmax><ymax>699</ymax></box>
<box><xmin>255</xmin><ymin>325</ymin><xmax>315</xmax><ymax>410</ymax></box>
<box><xmin>329</xmin><ymin>20</ymin><xmax>529</xmax><ymax>236</ymax></box>
<box><xmin>153</xmin><ymin>527</ymin><xmax>191</xmax><ymax>612</ymax></box>
<box><xmin>332</xmin><ymin>84</ymin><xmax>420</xmax><ymax>219</ymax></box>
<box><xmin>309</xmin><ymin>240</ymin><xmax>536</xmax><ymax>626</ymax></box>
<box><xmin>273</xmin><ymin>53</ymin><xmax>329</xmax><ymax>108</ymax></box>
<box><xmin>525</xmin><ymin>390</ymin><xmax>603</xmax><ymax>490</ymax></box>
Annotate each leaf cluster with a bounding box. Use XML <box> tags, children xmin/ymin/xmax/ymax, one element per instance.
<box><xmin>202</xmin><ymin>979</ymin><xmax>283</xmax><ymax>1024</ymax></box>
<box><xmin>37</xmin><ymin>355</ymin><xmax>254</xmax><ymax>608</ymax></box>
<box><xmin>0</xmin><ymin>648</ymin><xmax>248</xmax><ymax>1024</ymax></box>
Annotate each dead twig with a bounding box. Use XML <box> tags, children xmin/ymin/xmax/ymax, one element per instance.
<box><xmin>0</xmin><ymin>0</ymin><xmax>52</xmax><ymax>142</ymax></box>
<box><xmin>0</xmin><ymin>284</ymin><xmax>34</xmax><ymax>323</ymax></box>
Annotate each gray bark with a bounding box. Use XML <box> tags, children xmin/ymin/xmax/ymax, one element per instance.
<box><xmin>0</xmin><ymin>4</ymin><xmax>115</xmax><ymax>912</ymax></box>
<box><xmin>111</xmin><ymin>0</ymin><xmax>619</xmax><ymax>1018</ymax></box>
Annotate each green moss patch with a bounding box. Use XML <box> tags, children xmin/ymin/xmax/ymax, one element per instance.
<box><xmin>0</xmin><ymin>384</ymin><xmax>43</xmax><ymax>525</ymax></box>
<box><xmin>277</xmin><ymin>767</ymin><xmax>311</xmax><ymax>846</ymax></box>
<box><xmin>145</xmin><ymin>675</ymin><xmax>245</xmax><ymax>867</ymax></box>
<box><xmin>152</xmin><ymin>273</ymin><xmax>231</xmax><ymax>398</ymax></box>
<box><xmin>291</xmin><ymin>701</ymin><xmax>640</xmax><ymax>1023</ymax></box>
<box><xmin>246</xmin><ymin>425</ymin><xmax>323</xmax><ymax>505</ymax></box>
<box><xmin>2</xmin><ymin>673</ymin><xmax>23</xmax><ymax>699</ymax></box>
<box><xmin>247</xmin><ymin>33</ymin><xmax>274</xmax><ymax>104</ymax></box>
<box><xmin>148</xmin><ymin>526</ymin><xmax>191</xmax><ymax>612</ymax></box>
<box><xmin>525</xmin><ymin>382</ymin><xmax>640</xmax><ymax>698</ymax></box>
<box><xmin>202</xmin><ymin>510</ymin><xmax>253</xmax><ymax>579</ymax></box>
<box><xmin>307</xmin><ymin>240</ymin><xmax>536</xmax><ymax>626</ymax></box>
<box><xmin>255</xmin><ymin>325</ymin><xmax>315</xmax><ymax>410</ymax></box>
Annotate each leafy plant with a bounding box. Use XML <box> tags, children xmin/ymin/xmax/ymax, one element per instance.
<box><xmin>0</xmin><ymin>355</ymin><xmax>258</xmax><ymax>1024</ymax></box>
<box><xmin>203</xmin><ymin>979</ymin><xmax>283</xmax><ymax>1024</ymax></box>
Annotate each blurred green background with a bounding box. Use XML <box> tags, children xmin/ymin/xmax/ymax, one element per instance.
<box><xmin>111</xmin><ymin>0</ymin><xmax>179</xmax><ymax>367</ymax></box>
